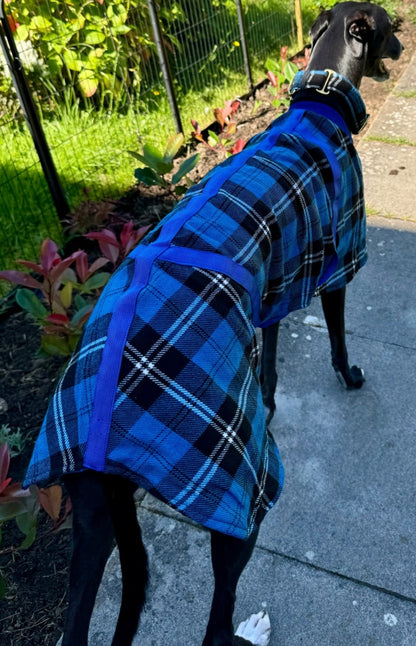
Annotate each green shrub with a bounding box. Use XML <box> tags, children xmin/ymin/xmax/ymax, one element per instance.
<box><xmin>7</xmin><ymin>0</ymin><xmax>184</xmax><ymax>108</ymax></box>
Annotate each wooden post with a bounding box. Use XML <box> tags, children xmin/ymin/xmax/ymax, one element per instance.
<box><xmin>294</xmin><ymin>0</ymin><xmax>303</xmax><ymax>51</ymax></box>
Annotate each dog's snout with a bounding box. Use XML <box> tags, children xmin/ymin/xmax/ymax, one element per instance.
<box><xmin>388</xmin><ymin>21</ymin><xmax>404</xmax><ymax>60</ymax></box>
<box><xmin>389</xmin><ymin>37</ymin><xmax>404</xmax><ymax>60</ymax></box>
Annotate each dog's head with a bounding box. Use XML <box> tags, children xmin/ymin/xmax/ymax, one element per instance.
<box><xmin>309</xmin><ymin>2</ymin><xmax>403</xmax><ymax>82</ymax></box>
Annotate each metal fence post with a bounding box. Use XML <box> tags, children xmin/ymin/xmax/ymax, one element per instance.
<box><xmin>0</xmin><ymin>0</ymin><xmax>70</xmax><ymax>222</ymax></box>
<box><xmin>147</xmin><ymin>0</ymin><xmax>183</xmax><ymax>134</ymax></box>
<box><xmin>235</xmin><ymin>0</ymin><xmax>253</xmax><ymax>94</ymax></box>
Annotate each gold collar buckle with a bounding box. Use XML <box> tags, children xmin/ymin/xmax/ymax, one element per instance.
<box><xmin>316</xmin><ymin>69</ymin><xmax>336</xmax><ymax>95</ymax></box>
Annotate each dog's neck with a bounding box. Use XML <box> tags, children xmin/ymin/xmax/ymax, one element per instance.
<box><xmin>306</xmin><ymin>38</ymin><xmax>367</xmax><ymax>89</ymax></box>
<box><xmin>289</xmin><ymin>69</ymin><xmax>369</xmax><ymax>134</ymax></box>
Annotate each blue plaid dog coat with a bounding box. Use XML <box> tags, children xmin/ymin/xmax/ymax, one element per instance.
<box><xmin>25</xmin><ymin>71</ymin><xmax>368</xmax><ymax>539</ymax></box>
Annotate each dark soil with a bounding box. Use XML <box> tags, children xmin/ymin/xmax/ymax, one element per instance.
<box><xmin>0</xmin><ymin>9</ymin><xmax>415</xmax><ymax>645</ymax></box>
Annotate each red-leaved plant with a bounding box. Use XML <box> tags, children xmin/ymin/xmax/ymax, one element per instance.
<box><xmin>0</xmin><ymin>443</ymin><xmax>71</xmax><ymax>598</ymax></box>
<box><xmin>85</xmin><ymin>220</ymin><xmax>151</xmax><ymax>267</ymax></box>
<box><xmin>266</xmin><ymin>46</ymin><xmax>299</xmax><ymax>109</ymax></box>
<box><xmin>0</xmin><ymin>221</ymin><xmax>149</xmax><ymax>356</ymax></box>
<box><xmin>191</xmin><ymin>99</ymin><xmax>246</xmax><ymax>156</ymax></box>
<box><xmin>0</xmin><ymin>239</ymin><xmax>108</xmax><ymax>356</ymax></box>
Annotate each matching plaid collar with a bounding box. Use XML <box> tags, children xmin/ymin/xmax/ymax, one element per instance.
<box><xmin>289</xmin><ymin>69</ymin><xmax>369</xmax><ymax>134</ymax></box>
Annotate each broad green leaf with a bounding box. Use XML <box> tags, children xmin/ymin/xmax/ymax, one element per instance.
<box><xmin>87</xmin><ymin>47</ymin><xmax>104</xmax><ymax>65</ymax></box>
<box><xmin>172</xmin><ymin>153</ymin><xmax>199</xmax><ymax>184</ymax></box>
<box><xmin>70</xmin><ymin>16</ymin><xmax>86</xmax><ymax>32</ymax></box>
<box><xmin>142</xmin><ymin>143</ymin><xmax>172</xmax><ymax>175</ymax></box>
<box><xmin>284</xmin><ymin>60</ymin><xmax>298</xmax><ymax>82</ymax></box>
<box><xmin>62</xmin><ymin>267</ymin><xmax>77</xmax><ymax>284</ymax></box>
<box><xmin>60</xmin><ymin>282</ymin><xmax>73</xmax><ymax>309</ymax></box>
<box><xmin>83</xmin><ymin>272</ymin><xmax>110</xmax><ymax>291</ymax></box>
<box><xmin>277</xmin><ymin>72</ymin><xmax>286</xmax><ymax>85</ymax></box>
<box><xmin>111</xmin><ymin>24</ymin><xmax>131</xmax><ymax>35</ymax></box>
<box><xmin>266</xmin><ymin>58</ymin><xmax>281</xmax><ymax>75</ymax></box>
<box><xmin>128</xmin><ymin>151</ymin><xmax>147</xmax><ymax>164</ymax></box>
<box><xmin>68</xmin><ymin>333</ymin><xmax>81</xmax><ymax>353</ymax></box>
<box><xmin>110</xmin><ymin>14</ymin><xmax>125</xmax><ymax>28</ymax></box>
<box><xmin>84</xmin><ymin>31</ymin><xmax>106</xmax><ymax>45</ymax></box>
<box><xmin>48</xmin><ymin>18</ymin><xmax>68</xmax><ymax>37</ymax></box>
<box><xmin>19</xmin><ymin>524</ymin><xmax>37</xmax><ymax>550</ymax></box>
<box><xmin>63</xmin><ymin>50</ymin><xmax>83</xmax><ymax>72</ymax></box>
<box><xmin>15</xmin><ymin>25</ymin><xmax>29</xmax><ymax>41</ymax></box>
<box><xmin>48</xmin><ymin>53</ymin><xmax>63</xmax><ymax>74</ymax></box>
<box><xmin>112</xmin><ymin>3</ymin><xmax>127</xmax><ymax>19</ymax></box>
<box><xmin>16</xmin><ymin>510</ymin><xmax>37</xmax><ymax>537</ymax></box>
<box><xmin>16</xmin><ymin>289</ymin><xmax>47</xmax><ymax>320</ymax></box>
<box><xmin>71</xmin><ymin>303</ymin><xmax>94</xmax><ymax>326</ymax></box>
<box><xmin>134</xmin><ymin>167</ymin><xmax>165</xmax><ymax>187</ymax></box>
<box><xmin>43</xmin><ymin>32</ymin><xmax>63</xmax><ymax>47</ymax></box>
<box><xmin>163</xmin><ymin>133</ymin><xmax>184</xmax><ymax>163</ymax></box>
<box><xmin>78</xmin><ymin>70</ymin><xmax>99</xmax><ymax>97</ymax></box>
<box><xmin>0</xmin><ymin>499</ymin><xmax>28</xmax><ymax>522</ymax></box>
<box><xmin>207</xmin><ymin>131</ymin><xmax>219</xmax><ymax>146</ymax></box>
<box><xmin>41</xmin><ymin>335</ymin><xmax>71</xmax><ymax>357</ymax></box>
<box><xmin>74</xmin><ymin>294</ymin><xmax>87</xmax><ymax>310</ymax></box>
<box><xmin>30</xmin><ymin>16</ymin><xmax>52</xmax><ymax>32</ymax></box>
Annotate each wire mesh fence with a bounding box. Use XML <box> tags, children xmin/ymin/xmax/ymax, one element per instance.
<box><xmin>0</xmin><ymin>0</ymin><xmax>298</xmax><ymax>286</ymax></box>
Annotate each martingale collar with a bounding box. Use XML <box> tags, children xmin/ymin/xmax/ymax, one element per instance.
<box><xmin>289</xmin><ymin>69</ymin><xmax>369</xmax><ymax>134</ymax></box>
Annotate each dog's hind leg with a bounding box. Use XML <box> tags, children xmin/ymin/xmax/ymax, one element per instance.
<box><xmin>321</xmin><ymin>287</ymin><xmax>365</xmax><ymax>388</ymax></box>
<box><xmin>103</xmin><ymin>476</ymin><xmax>149</xmax><ymax>646</ymax></box>
<box><xmin>202</xmin><ymin>528</ymin><xmax>259</xmax><ymax>646</ymax></box>
<box><xmin>62</xmin><ymin>471</ymin><xmax>116</xmax><ymax>646</ymax></box>
<box><xmin>261</xmin><ymin>322</ymin><xmax>280</xmax><ymax>426</ymax></box>
<box><xmin>63</xmin><ymin>472</ymin><xmax>148</xmax><ymax>646</ymax></box>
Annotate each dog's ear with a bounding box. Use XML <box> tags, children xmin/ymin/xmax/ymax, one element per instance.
<box><xmin>309</xmin><ymin>10</ymin><xmax>330</xmax><ymax>48</ymax></box>
<box><xmin>345</xmin><ymin>10</ymin><xmax>376</xmax><ymax>58</ymax></box>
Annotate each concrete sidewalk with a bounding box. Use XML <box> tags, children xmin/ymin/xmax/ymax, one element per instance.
<box><xmin>87</xmin><ymin>56</ymin><xmax>416</xmax><ymax>645</ymax></box>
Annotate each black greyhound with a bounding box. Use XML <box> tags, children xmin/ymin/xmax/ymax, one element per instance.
<box><xmin>26</xmin><ymin>4</ymin><xmax>402</xmax><ymax>646</ymax></box>
<box><xmin>260</xmin><ymin>1</ymin><xmax>403</xmax><ymax>426</ymax></box>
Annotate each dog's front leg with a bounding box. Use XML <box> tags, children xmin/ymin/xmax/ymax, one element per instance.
<box><xmin>320</xmin><ymin>286</ymin><xmax>365</xmax><ymax>388</ymax></box>
<box><xmin>202</xmin><ymin>529</ymin><xmax>259</xmax><ymax>646</ymax></box>
<box><xmin>260</xmin><ymin>323</ymin><xmax>280</xmax><ymax>425</ymax></box>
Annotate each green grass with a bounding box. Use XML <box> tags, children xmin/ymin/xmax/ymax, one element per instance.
<box><xmin>0</xmin><ymin>74</ymin><xmax>262</xmax><ymax>287</ymax></box>
<box><xmin>364</xmin><ymin>134</ymin><xmax>416</xmax><ymax>147</ymax></box>
<box><xmin>394</xmin><ymin>90</ymin><xmax>416</xmax><ymax>99</ymax></box>
<box><xmin>0</xmin><ymin>0</ymin><xmax>404</xmax><ymax>289</ymax></box>
<box><xmin>0</xmin><ymin>0</ymin><xmax>297</xmax><ymax>280</ymax></box>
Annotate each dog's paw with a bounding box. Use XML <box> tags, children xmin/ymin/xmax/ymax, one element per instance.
<box><xmin>234</xmin><ymin>610</ymin><xmax>271</xmax><ymax>646</ymax></box>
<box><xmin>336</xmin><ymin>365</ymin><xmax>365</xmax><ymax>389</ymax></box>
<box><xmin>349</xmin><ymin>365</ymin><xmax>365</xmax><ymax>388</ymax></box>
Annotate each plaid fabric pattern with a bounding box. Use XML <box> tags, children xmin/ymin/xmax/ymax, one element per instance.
<box><xmin>24</xmin><ymin>97</ymin><xmax>367</xmax><ymax>539</ymax></box>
